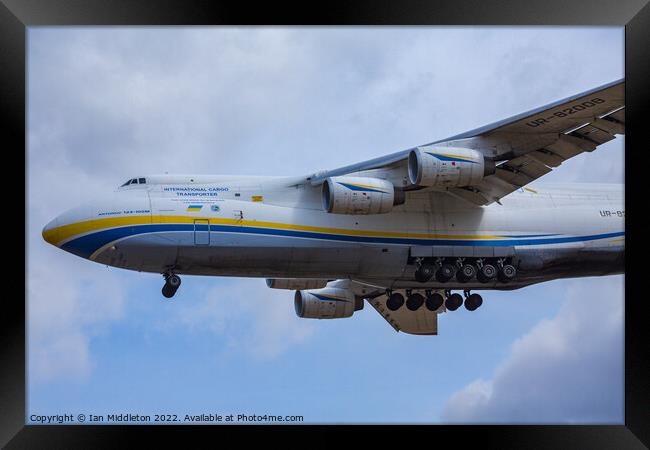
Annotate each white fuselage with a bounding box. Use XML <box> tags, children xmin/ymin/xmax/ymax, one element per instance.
<box><xmin>42</xmin><ymin>175</ymin><xmax>624</xmax><ymax>290</ymax></box>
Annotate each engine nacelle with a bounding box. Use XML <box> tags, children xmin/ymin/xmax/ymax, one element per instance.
<box><xmin>322</xmin><ymin>176</ymin><xmax>404</xmax><ymax>215</ymax></box>
<box><xmin>294</xmin><ymin>287</ymin><xmax>358</xmax><ymax>319</ymax></box>
<box><xmin>408</xmin><ymin>146</ymin><xmax>495</xmax><ymax>188</ymax></box>
<box><xmin>266</xmin><ymin>278</ymin><xmax>329</xmax><ymax>290</ymax></box>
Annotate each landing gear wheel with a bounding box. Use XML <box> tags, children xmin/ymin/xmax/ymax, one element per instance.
<box><xmin>425</xmin><ymin>292</ymin><xmax>444</xmax><ymax>311</ymax></box>
<box><xmin>415</xmin><ymin>265</ymin><xmax>435</xmax><ymax>283</ymax></box>
<box><xmin>478</xmin><ymin>264</ymin><xmax>497</xmax><ymax>283</ymax></box>
<box><xmin>436</xmin><ymin>264</ymin><xmax>455</xmax><ymax>283</ymax></box>
<box><xmin>464</xmin><ymin>293</ymin><xmax>483</xmax><ymax>311</ymax></box>
<box><xmin>386</xmin><ymin>292</ymin><xmax>405</xmax><ymax>311</ymax></box>
<box><xmin>167</xmin><ymin>274</ymin><xmax>181</xmax><ymax>289</ymax></box>
<box><xmin>445</xmin><ymin>293</ymin><xmax>463</xmax><ymax>311</ymax></box>
<box><xmin>456</xmin><ymin>264</ymin><xmax>476</xmax><ymax>283</ymax></box>
<box><xmin>162</xmin><ymin>273</ymin><xmax>181</xmax><ymax>299</ymax></box>
<box><xmin>162</xmin><ymin>285</ymin><xmax>175</xmax><ymax>298</ymax></box>
<box><xmin>406</xmin><ymin>293</ymin><xmax>425</xmax><ymax>311</ymax></box>
<box><xmin>498</xmin><ymin>264</ymin><xmax>517</xmax><ymax>283</ymax></box>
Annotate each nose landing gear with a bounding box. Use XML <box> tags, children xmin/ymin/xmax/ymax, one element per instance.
<box><xmin>162</xmin><ymin>273</ymin><xmax>181</xmax><ymax>298</ymax></box>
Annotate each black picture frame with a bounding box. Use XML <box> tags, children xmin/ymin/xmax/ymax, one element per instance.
<box><xmin>4</xmin><ymin>0</ymin><xmax>649</xmax><ymax>447</ymax></box>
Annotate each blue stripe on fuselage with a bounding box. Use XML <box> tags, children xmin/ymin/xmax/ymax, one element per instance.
<box><xmin>61</xmin><ymin>223</ymin><xmax>625</xmax><ymax>259</ymax></box>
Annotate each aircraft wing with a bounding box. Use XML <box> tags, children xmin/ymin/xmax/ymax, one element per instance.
<box><xmin>307</xmin><ymin>79</ymin><xmax>624</xmax><ymax>206</ymax></box>
<box><xmin>366</xmin><ymin>295</ymin><xmax>440</xmax><ymax>335</ymax></box>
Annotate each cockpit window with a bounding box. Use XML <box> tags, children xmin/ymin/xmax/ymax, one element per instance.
<box><xmin>120</xmin><ymin>177</ymin><xmax>146</xmax><ymax>187</ymax></box>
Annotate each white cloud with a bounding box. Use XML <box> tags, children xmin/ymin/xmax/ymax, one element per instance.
<box><xmin>171</xmin><ymin>279</ymin><xmax>315</xmax><ymax>360</ymax></box>
<box><xmin>440</xmin><ymin>275</ymin><xmax>624</xmax><ymax>424</ymax></box>
<box><xmin>27</xmin><ymin>249</ymin><xmax>128</xmax><ymax>382</ymax></box>
<box><xmin>27</xmin><ymin>27</ymin><xmax>624</xmax><ymax>386</ymax></box>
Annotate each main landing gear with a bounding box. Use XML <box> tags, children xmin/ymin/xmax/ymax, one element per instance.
<box><xmin>425</xmin><ymin>290</ymin><xmax>444</xmax><ymax>311</ymax></box>
<box><xmin>463</xmin><ymin>290</ymin><xmax>483</xmax><ymax>311</ymax></box>
<box><xmin>445</xmin><ymin>292</ymin><xmax>463</xmax><ymax>311</ymax></box>
<box><xmin>384</xmin><ymin>289</ymin><xmax>483</xmax><ymax>312</ymax></box>
<box><xmin>162</xmin><ymin>272</ymin><xmax>181</xmax><ymax>298</ymax></box>
<box><xmin>414</xmin><ymin>257</ymin><xmax>517</xmax><ymax>284</ymax></box>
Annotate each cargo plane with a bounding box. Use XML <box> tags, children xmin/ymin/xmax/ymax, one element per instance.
<box><xmin>42</xmin><ymin>79</ymin><xmax>624</xmax><ymax>335</ymax></box>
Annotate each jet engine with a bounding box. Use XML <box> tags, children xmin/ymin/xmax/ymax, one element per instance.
<box><xmin>294</xmin><ymin>287</ymin><xmax>361</xmax><ymax>319</ymax></box>
<box><xmin>408</xmin><ymin>146</ymin><xmax>495</xmax><ymax>188</ymax></box>
<box><xmin>322</xmin><ymin>176</ymin><xmax>405</xmax><ymax>214</ymax></box>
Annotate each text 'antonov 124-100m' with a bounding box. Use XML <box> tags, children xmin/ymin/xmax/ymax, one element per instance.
<box><xmin>43</xmin><ymin>79</ymin><xmax>624</xmax><ymax>335</ymax></box>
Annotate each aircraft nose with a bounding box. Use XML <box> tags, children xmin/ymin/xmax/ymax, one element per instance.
<box><xmin>42</xmin><ymin>217</ymin><xmax>60</xmax><ymax>247</ymax></box>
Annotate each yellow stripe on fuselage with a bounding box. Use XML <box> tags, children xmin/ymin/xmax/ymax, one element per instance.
<box><xmin>45</xmin><ymin>214</ymin><xmax>514</xmax><ymax>247</ymax></box>
<box><xmin>43</xmin><ymin>215</ymin><xmax>153</xmax><ymax>247</ymax></box>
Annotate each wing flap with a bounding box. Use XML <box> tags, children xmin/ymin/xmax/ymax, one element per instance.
<box><xmin>504</xmin><ymin>155</ymin><xmax>553</xmax><ymax>179</ymax></box>
<box><xmin>591</xmin><ymin>116</ymin><xmax>625</xmax><ymax>135</ymax></box>
<box><xmin>545</xmin><ymin>134</ymin><xmax>588</xmax><ymax>159</ymax></box>
<box><xmin>607</xmin><ymin>107</ymin><xmax>625</xmax><ymax>125</ymax></box>
<box><xmin>367</xmin><ymin>296</ymin><xmax>439</xmax><ymax>335</ymax></box>
<box><xmin>494</xmin><ymin>166</ymin><xmax>533</xmax><ymax>187</ymax></box>
<box><xmin>526</xmin><ymin>149</ymin><xmax>565</xmax><ymax>168</ymax></box>
<box><xmin>569</xmin><ymin>124</ymin><xmax>616</xmax><ymax>146</ymax></box>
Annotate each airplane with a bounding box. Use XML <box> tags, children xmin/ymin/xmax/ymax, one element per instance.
<box><xmin>42</xmin><ymin>79</ymin><xmax>625</xmax><ymax>335</ymax></box>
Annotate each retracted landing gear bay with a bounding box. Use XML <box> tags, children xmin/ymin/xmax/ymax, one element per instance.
<box><xmin>162</xmin><ymin>272</ymin><xmax>181</xmax><ymax>299</ymax></box>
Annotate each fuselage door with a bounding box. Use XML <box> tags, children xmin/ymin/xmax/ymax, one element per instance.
<box><xmin>194</xmin><ymin>219</ymin><xmax>210</xmax><ymax>245</ymax></box>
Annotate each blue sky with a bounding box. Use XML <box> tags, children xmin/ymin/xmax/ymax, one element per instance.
<box><xmin>27</xmin><ymin>27</ymin><xmax>624</xmax><ymax>424</ymax></box>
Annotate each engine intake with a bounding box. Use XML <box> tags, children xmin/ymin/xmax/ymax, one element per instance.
<box><xmin>408</xmin><ymin>146</ymin><xmax>495</xmax><ymax>188</ymax></box>
<box><xmin>322</xmin><ymin>176</ymin><xmax>404</xmax><ymax>215</ymax></box>
<box><xmin>294</xmin><ymin>287</ymin><xmax>359</xmax><ymax>319</ymax></box>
